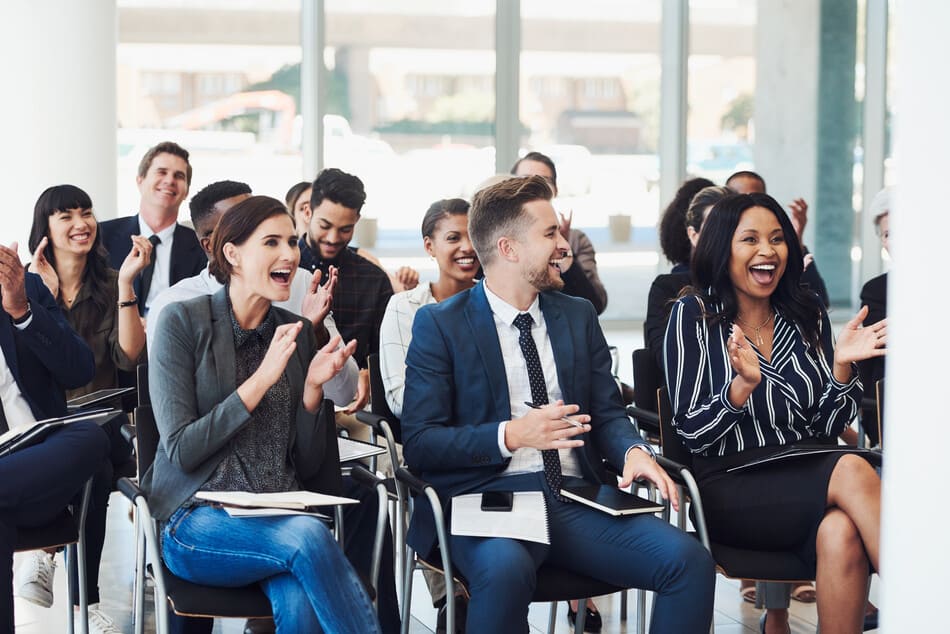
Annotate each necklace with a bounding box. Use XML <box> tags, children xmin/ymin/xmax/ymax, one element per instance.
<box><xmin>735</xmin><ymin>311</ymin><xmax>774</xmax><ymax>347</ymax></box>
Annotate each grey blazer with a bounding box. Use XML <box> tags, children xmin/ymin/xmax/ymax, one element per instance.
<box><xmin>141</xmin><ymin>287</ymin><xmax>332</xmax><ymax>521</ymax></box>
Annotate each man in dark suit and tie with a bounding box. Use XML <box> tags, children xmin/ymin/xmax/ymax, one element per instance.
<box><xmin>0</xmin><ymin>242</ymin><xmax>108</xmax><ymax>633</ymax></box>
<box><xmin>99</xmin><ymin>141</ymin><xmax>206</xmax><ymax>315</ymax></box>
<box><xmin>402</xmin><ymin>176</ymin><xmax>715</xmax><ymax>633</ymax></box>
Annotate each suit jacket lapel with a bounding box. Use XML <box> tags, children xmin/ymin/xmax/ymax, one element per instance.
<box><xmin>170</xmin><ymin>224</ymin><xmax>186</xmax><ymax>286</ymax></box>
<box><xmin>540</xmin><ymin>294</ymin><xmax>575</xmax><ymax>404</ymax></box>
<box><xmin>466</xmin><ymin>283</ymin><xmax>511</xmax><ymax>418</ymax></box>
<box><xmin>210</xmin><ymin>289</ymin><xmax>237</xmax><ymax>397</ymax></box>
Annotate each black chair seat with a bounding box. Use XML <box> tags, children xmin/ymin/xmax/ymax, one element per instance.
<box><xmin>160</xmin><ymin>562</ymin><xmax>273</xmax><ymax>619</ymax></box>
<box><xmin>533</xmin><ymin>566</ymin><xmax>624</xmax><ymax>602</ymax></box>
<box><xmin>419</xmin><ymin>553</ymin><xmax>622</xmax><ymax>604</ymax></box>
<box><xmin>16</xmin><ymin>512</ymin><xmax>77</xmax><ymax>551</ymax></box>
<box><xmin>711</xmin><ymin>542</ymin><xmax>813</xmax><ymax>582</ymax></box>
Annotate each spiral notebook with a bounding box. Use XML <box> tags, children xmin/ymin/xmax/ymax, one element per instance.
<box><xmin>451</xmin><ymin>491</ymin><xmax>549</xmax><ymax>545</ymax></box>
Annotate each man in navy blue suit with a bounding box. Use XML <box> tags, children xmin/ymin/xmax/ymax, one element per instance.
<box><xmin>99</xmin><ymin>142</ymin><xmax>206</xmax><ymax>315</ymax></box>
<box><xmin>402</xmin><ymin>176</ymin><xmax>715</xmax><ymax>633</ymax></box>
<box><xmin>0</xmin><ymin>242</ymin><xmax>108</xmax><ymax>633</ymax></box>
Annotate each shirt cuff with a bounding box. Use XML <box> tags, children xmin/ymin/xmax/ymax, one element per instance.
<box><xmin>497</xmin><ymin>421</ymin><xmax>513</xmax><ymax>458</ymax></box>
<box><xmin>829</xmin><ymin>362</ymin><xmax>860</xmax><ymax>391</ymax></box>
<box><xmin>12</xmin><ymin>314</ymin><xmax>33</xmax><ymax>330</ymax></box>
<box><xmin>624</xmin><ymin>443</ymin><xmax>656</xmax><ymax>463</ymax></box>
<box><xmin>719</xmin><ymin>380</ymin><xmax>746</xmax><ymax>414</ymax></box>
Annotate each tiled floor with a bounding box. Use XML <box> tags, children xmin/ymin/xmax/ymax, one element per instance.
<box><xmin>12</xmin><ymin>323</ymin><xmax>879</xmax><ymax>633</ymax></box>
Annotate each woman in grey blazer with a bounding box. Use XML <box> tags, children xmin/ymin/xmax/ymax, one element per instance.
<box><xmin>144</xmin><ymin>196</ymin><xmax>380</xmax><ymax>633</ymax></box>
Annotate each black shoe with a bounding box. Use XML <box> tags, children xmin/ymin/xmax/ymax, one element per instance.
<box><xmin>759</xmin><ymin>612</ymin><xmax>790</xmax><ymax>634</ymax></box>
<box><xmin>565</xmin><ymin>604</ymin><xmax>602</xmax><ymax>633</ymax></box>
<box><xmin>435</xmin><ymin>595</ymin><xmax>467</xmax><ymax>634</ymax></box>
<box><xmin>243</xmin><ymin>618</ymin><xmax>275</xmax><ymax>634</ymax></box>
<box><xmin>863</xmin><ymin>611</ymin><xmax>879</xmax><ymax>631</ymax></box>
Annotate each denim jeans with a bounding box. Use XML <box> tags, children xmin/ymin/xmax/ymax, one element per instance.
<box><xmin>162</xmin><ymin>505</ymin><xmax>381</xmax><ymax>634</ymax></box>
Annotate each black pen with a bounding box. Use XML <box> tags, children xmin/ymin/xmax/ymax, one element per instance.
<box><xmin>523</xmin><ymin>401</ymin><xmax>586</xmax><ymax>429</ymax></box>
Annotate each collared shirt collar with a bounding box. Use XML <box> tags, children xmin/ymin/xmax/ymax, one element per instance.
<box><xmin>482</xmin><ymin>281</ymin><xmax>541</xmax><ymax>328</ymax></box>
<box><xmin>226</xmin><ymin>288</ymin><xmax>276</xmax><ymax>348</ymax></box>
<box><xmin>137</xmin><ymin>216</ymin><xmax>177</xmax><ymax>243</ymax></box>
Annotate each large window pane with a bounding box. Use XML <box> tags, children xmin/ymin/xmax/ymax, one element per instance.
<box><xmin>521</xmin><ymin>0</ymin><xmax>663</xmax><ymax>321</ymax></box>
<box><xmin>117</xmin><ymin>1</ymin><xmax>303</xmax><ymax>219</ymax></box>
<box><xmin>325</xmin><ymin>0</ymin><xmax>495</xmax><ymax>234</ymax></box>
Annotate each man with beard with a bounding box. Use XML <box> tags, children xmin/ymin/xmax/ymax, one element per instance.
<box><xmin>297</xmin><ymin>168</ymin><xmax>392</xmax><ymax>415</ymax></box>
<box><xmin>400</xmin><ymin>176</ymin><xmax>715</xmax><ymax>633</ymax></box>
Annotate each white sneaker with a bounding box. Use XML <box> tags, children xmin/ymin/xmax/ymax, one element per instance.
<box><xmin>87</xmin><ymin>604</ymin><xmax>122</xmax><ymax>634</ymax></box>
<box><xmin>15</xmin><ymin>551</ymin><xmax>55</xmax><ymax>607</ymax></box>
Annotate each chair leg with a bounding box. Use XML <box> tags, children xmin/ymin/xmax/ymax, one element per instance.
<box><xmin>399</xmin><ymin>549</ymin><xmax>415</xmax><ymax>634</ymax></box>
<box><xmin>637</xmin><ymin>587</ymin><xmax>647</xmax><ymax>634</ymax></box>
<box><xmin>574</xmin><ymin>598</ymin><xmax>587</xmax><ymax>634</ymax></box>
<box><xmin>620</xmin><ymin>588</ymin><xmax>627</xmax><ymax>620</ymax></box>
<box><xmin>65</xmin><ymin>546</ymin><xmax>75</xmax><ymax>634</ymax></box>
<box><xmin>547</xmin><ymin>601</ymin><xmax>557</xmax><ymax>634</ymax></box>
<box><xmin>133</xmin><ymin>507</ymin><xmax>146</xmax><ymax>634</ymax></box>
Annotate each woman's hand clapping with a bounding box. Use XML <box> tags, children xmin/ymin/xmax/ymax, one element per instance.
<box><xmin>833</xmin><ymin>306</ymin><xmax>886</xmax><ymax>382</ymax></box>
<box><xmin>726</xmin><ymin>324</ymin><xmax>760</xmax><ymax>408</ymax></box>
<box><xmin>118</xmin><ymin>235</ymin><xmax>154</xmax><ymax>285</ymax></box>
<box><xmin>30</xmin><ymin>238</ymin><xmax>60</xmax><ymax>299</ymax></box>
<box><xmin>303</xmin><ymin>335</ymin><xmax>358</xmax><ymax>412</ymax></box>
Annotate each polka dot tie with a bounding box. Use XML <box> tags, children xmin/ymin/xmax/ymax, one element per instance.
<box><xmin>513</xmin><ymin>312</ymin><xmax>566</xmax><ymax>502</ymax></box>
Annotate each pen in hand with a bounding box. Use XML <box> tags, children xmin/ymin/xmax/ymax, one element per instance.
<box><xmin>523</xmin><ymin>401</ymin><xmax>586</xmax><ymax>429</ymax></box>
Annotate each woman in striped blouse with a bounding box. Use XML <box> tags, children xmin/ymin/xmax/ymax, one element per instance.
<box><xmin>664</xmin><ymin>193</ymin><xmax>884</xmax><ymax>634</ymax></box>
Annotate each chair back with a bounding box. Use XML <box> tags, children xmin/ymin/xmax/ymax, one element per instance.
<box><xmin>656</xmin><ymin>387</ymin><xmax>694</xmax><ymax>470</ymax></box>
<box><xmin>367</xmin><ymin>352</ymin><xmax>402</xmax><ymax>443</ymax></box>
<box><xmin>136</xmin><ymin>363</ymin><xmax>150</xmax><ymax>407</ymax></box>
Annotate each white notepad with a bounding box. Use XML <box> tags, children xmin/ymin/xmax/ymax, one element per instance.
<box><xmin>195</xmin><ymin>490</ymin><xmax>358</xmax><ymax>511</ymax></box>
<box><xmin>450</xmin><ymin>491</ymin><xmax>549</xmax><ymax>545</ymax></box>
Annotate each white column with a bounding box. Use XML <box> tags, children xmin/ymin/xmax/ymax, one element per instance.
<box><xmin>0</xmin><ymin>0</ymin><xmax>117</xmax><ymax>251</ymax></box>
<box><xmin>880</xmin><ymin>2</ymin><xmax>950</xmax><ymax>630</ymax></box>
<box><xmin>858</xmin><ymin>0</ymin><xmax>888</xmax><ymax>286</ymax></box>
<box><xmin>301</xmin><ymin>0</ymin><xmax>326</xmax><ymax>179</ymax></box>
<box><xmin>658</xmin><ymin>0</ymin><xmax>687</xmax><ymax>213</ymax></box>
<box><xmin>753</xmin><ymin>0</ymin><xmax>820</xmax><ymax>241</ymax></box>
<box><xmin>495</xmin><ymin>0</ymin><xmax>521</xmax><ymax>174</ymax></box>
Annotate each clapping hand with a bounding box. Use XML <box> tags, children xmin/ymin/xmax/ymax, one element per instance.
<box><xmin>835</xmin><ymin>306</ymin><xmax>887</xmax><ymax>366</ymax></box>
<box><xmin>558</xmin><ymin>209</ymin><xmax>573</xmax><ymax>241</ymax></box>
<box><xmin>306</xmin><ymin>334</ymin><xmax>358</xmax><ymax>388</ymax></box>
<box><xmin>728</xmin><ymin>324</ymin><xmax>761</xmax><ymax>386</ymax></box>
<box><xmin>301</xmin><ymin>266</ymin><xmax>337</xmax><ymax>327</ymax></box>
<box><xmin>30</xmin><ymin>237</ymin><xmax>60</xmax><ymax>299</ymax></box>
<box><xmin>789</xmin><ymin>198</ymin><xmax>808</xmax><ymax>244</ymax></box>
<box><xmin>394</xmin><ymin>266</ymin><xmax>419</xmax><ymax>291</ymax></box>
<box><xmin>0</xmin><ymin>242</ymin><xmax>29</xmax><ymax>319</ymax></box>
<box><xmin>254</xmin><ymin>321</ymin><xmax>303</xmax><ymax>389</ymax></box>
<box><xmin>118</xmin><ymin>235</ymin><xmax>154</xmax><ymax>284</ymax></box>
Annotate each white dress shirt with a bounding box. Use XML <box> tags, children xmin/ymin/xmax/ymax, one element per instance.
<box><xmin>482</xmin><ymin>283</ymin><xmax>583</xmax><ymax>478</ymax></box>
<box><xmin>379</xmin><ymin>283</ymin><xmax>436</xmax><ymax>417</ymax></box>
<box><xmin>137</xmin><ymin>217</ymin><xmax>177</xmax><ymax>311</ymax></box>
<box><xmin>147</xmin><ymin>266</ymin><xmax>359</xmax><ymax>406</ymax></box>
<box><xmin>0</xmin><ymin>319</ymin><xmax>39</xmax><ymax>431</ymax></box>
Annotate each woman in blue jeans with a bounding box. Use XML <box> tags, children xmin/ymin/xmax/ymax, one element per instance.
<box><xmin>144</xmin><ymin>195</ymin><xmax>380</xmax><ymax>633</ymax></box>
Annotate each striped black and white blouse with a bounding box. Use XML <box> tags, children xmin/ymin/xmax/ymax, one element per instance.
<box><xmin>663</xmin><ymin>295</ymin><xmax>861</xmax><ymax>456</ymax></box>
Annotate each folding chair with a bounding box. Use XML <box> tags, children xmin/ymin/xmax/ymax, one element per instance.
<box><xmin>395</xmin><ymin>467</ymin><xmax>656</xmax><ymax>634</ymax></box>
<box><xmin>121</xmin><ymin>394</ymin><xmax>386</xmax><ymax>634</ymax></box>
<box><xmin>15</xmin><ymin>478</ymin><xmax>95</xmax><ymax>634</ymax></box>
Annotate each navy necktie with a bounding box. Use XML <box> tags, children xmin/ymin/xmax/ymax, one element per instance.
<box><xmin>513</xmin><ymin>312</ymin><xmax>565</xmax><ymax>502</ymax></box>
<box><xmin>138</xmin><ymin>234</ymin><xmax>162</xmax><ymax>314</ymax></box>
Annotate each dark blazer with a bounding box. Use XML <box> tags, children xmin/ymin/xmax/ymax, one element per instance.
<box><xmin>141</xmin><ymin>288</ymin><xmax>334</xmax><ymax>521</ymax></box>
<box><xmin>99</xmin><ymin>215</ymin><xmax>206</xmax><ymax>309</ymax></box>
<box><xmin>401</xmin><ymin>281</ymin><xmax>645</xmax><ymax>556</ymax></box>
<box><xmin>644</xmin><ymin>270</ymin><xmax>691</xmax><ymax>372</ymax></box>
<box><xmin>0</xmin><ymin>273</ymin><xmax>95</xmax><ymax>421</ymax></box>
<box><xmin>859</xmin><ymin>273</ymin><xmax>887</xmax><ymax>435</ymax></box>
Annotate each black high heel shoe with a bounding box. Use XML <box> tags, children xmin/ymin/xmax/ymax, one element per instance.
<box><xmin>566</xmin><ymin>604</ymin><xmax>602</xmax><ymax>633</ymax></box>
